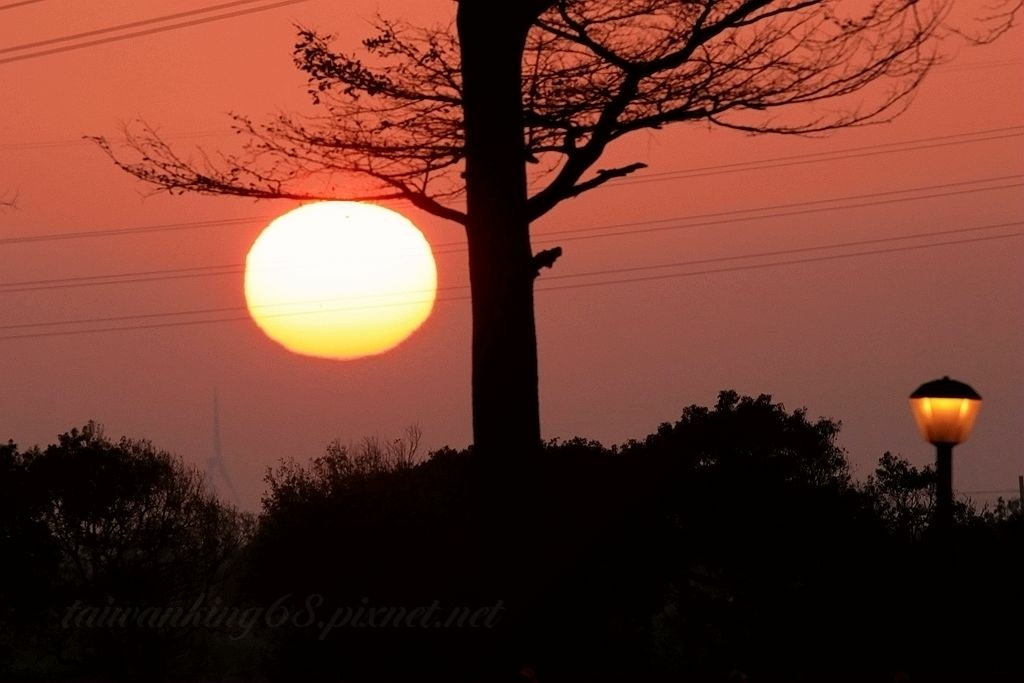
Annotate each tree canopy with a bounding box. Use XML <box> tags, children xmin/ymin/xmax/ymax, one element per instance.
<box><xmin>97</xmin><ymin>0</ymin><xmax>1019</xmax><ymax>214</ymax></box>
<box><xmin>0</xmin><ymin>423</ymin><xmax>254</xmax><ymax>680</ymax></box>
<box><xmin>3</xmin><ymin>398</ymin><xmax>1023</xmax><ymax>680</ymax></box>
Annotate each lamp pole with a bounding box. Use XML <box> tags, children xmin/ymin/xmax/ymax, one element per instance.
<box><xmin>934</xmin><ymin>442</ymin><xmax>953</xmax><ymax>536</ymax></box>
<box><xmin>908</xmin><ymin>376</ymin><xmax>982</xmax><ymax>538</ymax></box>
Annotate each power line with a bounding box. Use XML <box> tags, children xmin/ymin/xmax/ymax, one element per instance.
<box><xmin>933</xmin><ymin>59</ymin><xmax>1023</xmax><ymax>74</ymax></box>
<box><xmin>0</xmin><ymin>215</ymin><xmax>261</xmax><ymax>246</ymax></box>
<box><xmin>0</xmin><ymin>263</ymin><xmax>246</xmax><ymax>293</ymax></box>
<box><xmin>602</xmin><ymin>129</ymin><xmax>1024</xmax><ymax>187</ymax></box>
<box><xmin>447</xmin><ymin>177</ymin><xmax>1024</xmax><ymax>252</ymax></box>
<box><xmin>2</xmin><ymin>222</ymin><xmax>1019</xmax><ymax>341</ymax></box>
<box><xmin>0</xmin><ymin>129</ymin><xmax>228</xmax><ymax>152</ymax></box>
<box><xmin>0</xmin><ymin>0</ymin><xmax>277</xmax><ymax>55</ymax></box>
<box><xmin>520</xmin><ymin>175</ymin><xmax>1024</xmax><ymax>246</ymax></box>
<box><xmin>536</xmin><ymin>230</ymin><xmax>1024</xmax><ymax>294</ymax></box>
<box><xmin>540</xmin><ymin>221</ymin><xmax>1024</xmax><ymax>285</ymax></box>
<box><xmin>0</xmin><ymin>224</ymin><xmax>972</xmax><ymax>327</ymax></box>
<box><xmin>3</xmin><ymin>219</ymin><xmax>1019</xmax><ymax>329</ymax></box>
<box><xmin>0</xmin><ymin>0</ymin><xmax>46</xmax><ymax>11</ymax></box>
<box><xmin>2</xmin><ymin>176</ymin><xmax>1020</xmax><ymax>294</ymax></box>
<box><xmin>3</xmin><ymin>117</ymin><xmax>1020</xmax><ymax>157</ymax></box>
<box><xmin>3</xmin><ymin>171</ymin><xmax>1019</xmax><ymax>251</ymax></box>
<box><xmin>0</xmin><ymin>127</ymin><xmax>1018</xmax><ymax>244</ymax></box>
<box><xmin>0</xmin><ymin>0</ymin><xmax>313</xmax><ymax>65</ymax></box>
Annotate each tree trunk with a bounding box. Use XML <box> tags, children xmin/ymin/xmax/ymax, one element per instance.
<box><xmin>457</xmin><ymin>3</ymin><xmax>546</xmax><ymax>458</ymax></box>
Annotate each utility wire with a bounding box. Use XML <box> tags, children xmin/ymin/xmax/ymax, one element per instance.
<box><xmin>0</xmin><ymin>216</ymin><xmax>261</xmax><ymax>246</ymax></box>
<box><xmin>2</xmin><ymin>221</ymin><xmax>1012</xmax><ymax>326</ymax></box>
<box><xmin>536</xmin><ymin>230</ymin><xmax>1023</xmax><ymax>294</ymax></box>
<box><xmin>540</xmin><ymin>221</ymin><xmax>1024</xmax><ymax>285</ymax></box>
<box><xmin>2</xmin><ymin>222</ymin><xmax>1019</xmax><ymax>340</ymax></box>
<box><xmin>3</xmin><ymin>116</ymin><xmax>1020</xmax><ymax>156</ymax></box>
<box><xmin>524</xmin><ymin>174</ymin><xmax>1024</xmax><ymax>241</ymax></box>
<box><xmin>0</xmin><ymin>263</ymin><xmax>246</xmax><ymax>292</ymax></box>
<box><xmin>0</xmin><ymin>130</ymin><xmax>227</xmax><ymax>151</ymax></box>
<box><xmin>934</xmin><ymin>59</ymin><xmax>1023</xmax><ymax>74</ymax></box>
<box><xmin>2</xmin><ymin>177</ymin><xmax>1020</xmax><ymax>295</ymax></box>
<box><xmin>3</xmin><ymin>169</ymin><xmax>1020</xmax><ymax>249</ymax></box>
<box><xmin>523</xmin><ymin>179</ymin><xmax>1024</xmax><ymax>250</ymax></box>
<box><xmin>603</xmin><ymin>129</ymin><xmax>1024</xmax><ymax>186</ymax></box>
<box><xmin>0</xmin><ymin>0</ymin><xmax>46</xmax><ymax>12</ymax></box>
<box><xmin>2</xmin><ymin>177</ymin><xmax>1020</xmax><ymax>294</ymax></box>
<box><xmin>0</xmin><ymin>0</ymin><xmax>313</xmax><ymax>65</ymax></box>
<box><xmin>3</xmin><ymin>220</ymin><xmax>1020</xmax><ymax>329</ymax></box>
<box><xmin>0</xmin><ymin>0</ymin><xmax>279</xmax><ymax>55</ymax></box>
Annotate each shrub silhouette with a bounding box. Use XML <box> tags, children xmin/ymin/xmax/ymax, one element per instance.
<box><xmin>4</xmin><ymin>399</ymin><xmax>1021</xmax><ymax>682</ymax></box>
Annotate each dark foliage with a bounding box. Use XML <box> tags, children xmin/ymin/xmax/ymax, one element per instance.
<box><xmin>4</xmin><ymin>398</ymin><xmax>1022</xmax><ymax>681</ymax></box>
<box><xmin>241</xmin><ymin>392</ymin><xmax>1022</xmax><ymax>681</ymax></box>
<box><xmin>0</xmin><ymin>423</ymin><xmax>255</xmax><ymax>682</ymax></box>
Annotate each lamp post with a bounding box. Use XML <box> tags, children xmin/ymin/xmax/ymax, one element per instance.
<box><xmin>909</xmin><ymin>376</ymin><xmax>982</xmax><ymax>536</ymax></box>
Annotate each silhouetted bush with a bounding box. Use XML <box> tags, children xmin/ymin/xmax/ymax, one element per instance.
<box><xmin>4</xmin><ymin>397</ymin><xmax>1021</xmax><ymax>682</ymax></box>
<box><xmin>0</xmin><ymin>422</ymin><xmax>254</xmax><ymax>681</ymax></box>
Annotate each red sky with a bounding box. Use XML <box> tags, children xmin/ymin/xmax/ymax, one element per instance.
<box><xmin>2</xmin><ymin>0</ymin><xmax>1022</xmax><ymax>511</ymax></box>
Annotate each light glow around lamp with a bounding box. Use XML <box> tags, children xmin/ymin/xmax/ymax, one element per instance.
<box><xmin>909</xmin><ymin>375</ymin><xmax>982</xmax><ymax>537</ymax></box>
<box><xmin>909</xmin><ymin>376</ymin><xmax>982</xmax><ymax>446</ymax></box>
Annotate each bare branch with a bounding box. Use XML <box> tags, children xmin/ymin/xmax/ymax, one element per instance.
<box><xmin>95</xmin><ymin>0</ymin><xmax>1017</xmax><ymax>227</ymax></box>
<box><xmin>92</xmin><ymin>18</ymin><xmax>470</xmax><ymax>223</ymax></box>
<box><xmin>529</xmin><ymin>162</ymin><xmax>646</xmax><ymax>218</ymax></box>
<box><xmin>946</xmin><ymin>0</ymin><xmax>1022</xmax><ymax>43</ymax></box>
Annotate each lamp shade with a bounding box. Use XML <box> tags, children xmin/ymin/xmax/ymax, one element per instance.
<box><xmin>909</xmin><ymin>376</ymin><xmax>982</xmax><ymax>446</ymax></box>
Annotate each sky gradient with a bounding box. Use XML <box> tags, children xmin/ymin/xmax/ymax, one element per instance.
<box><xmin>2</xmin><ymin>0</ymin><xmax>1022</xmax><ymax>511</ymax></box>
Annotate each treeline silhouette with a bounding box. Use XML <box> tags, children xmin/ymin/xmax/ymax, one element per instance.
<box><xmin>2</xmin><ymin>391</ymin><xmax>1021</xmax><ymax>682</ymax></box>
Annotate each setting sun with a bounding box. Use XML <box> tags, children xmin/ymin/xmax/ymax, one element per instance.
<box><xmin>244</xmin><ymin>202</ymin><xmax>437</xmax><ymax>360</ymax></box>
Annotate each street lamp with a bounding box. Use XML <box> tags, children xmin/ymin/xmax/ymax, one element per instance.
<box><xmin>909</xmin><ymin>376</ymin><xmax>982</xmax><ymax>535</ymax></box>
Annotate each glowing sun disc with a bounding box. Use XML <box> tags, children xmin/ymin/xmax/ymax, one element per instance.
<box><xmin>244</xmin><ymin>202</ymin><xmax>437</xmax><ymax>360</ymax></box>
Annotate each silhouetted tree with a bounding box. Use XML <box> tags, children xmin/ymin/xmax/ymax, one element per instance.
<box><xmin>619</xmin><ymin>391</ymin><xmax>880</xmax><ymax>671</ymax></box>
<box><xmin>0</xmin><ymin>423</ymin><xmax>255</xmax><ymax>680</ymax></box>
<box><xmin>5</xmin><ymin>406</ymin><xmax>1021</xmax><ymax>680</ymax></box>
<box><xmin>861</xmin><ymin>450</ymin><xmax>936</xmax><ymax>539</ymax></box>
<box><xmin>247</xmin><ymin>391</ymin><xmax>955</xmax><ymax>679</ymax></box>
<box><xmin>0</xmin><ymin>440</ymin><xmax>60</xmax><ymax>672</ymax></box>
<box><xmin>94</xmin><ymin>1</ymin><xmax>1020</xmax><ymax>458</ymax></box>
<box><xmin>861</xmin><ymin>450</ymin><xmax>993</xmax><ymax>542</ymax></box>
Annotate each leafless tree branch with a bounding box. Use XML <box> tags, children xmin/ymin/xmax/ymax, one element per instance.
<box><xmin>94</xmin><ymin>0</ymin><xmax>1019</xmax><ymax>226</ymax></box>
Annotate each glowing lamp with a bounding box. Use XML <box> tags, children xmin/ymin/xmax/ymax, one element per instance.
<box><xmin>909</xmin><ymin>376</ymin><xmax>982</xmax><ymax>446</ymax></box>
<box><xmin>909</xmin><ymin>376</ymin><xmax>981</xmax><ymax>537</ymax></box>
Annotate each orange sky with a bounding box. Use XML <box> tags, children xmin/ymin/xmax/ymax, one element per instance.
<box><xmin>2</xmin><ymin>1</ymin><xmax>1022</xmax><ymax>511</ymax></box>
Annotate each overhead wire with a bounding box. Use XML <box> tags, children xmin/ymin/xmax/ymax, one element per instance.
<box><xmin>1</xmin><ymin>215</ymin><xmax>259</xmax><ymax>246</ymax></box>
<box><xmin>2</xmin><ymin>133</ymin><xmax>1021</xmax><ymax>245</ymax></box>
<box><xmin>1</xmin><ymin>174</ymin><xmax>1021</xmax><ymax>295</ymax></box>
<box><xmin>539</xmin><ymin>220</ymin><xmax>1024</xmax><ymax>285</ymax></box>
<box><xmin>2</xmin><ymin>220</ymin><xmax>1020</xmax><ymax>341</ymax></box>
<box><xmin>0</xmin><ymin>129</ymin><xmax>228</xmax><ymax>152</ymax></box>
<box><xmin>602</xmin><ymin>127</ymin><xmax>1024</xmax><ymax>186</ymax></box>
<box><xmin>2</xmin><ymin>174</ymin><xmax>1020</xmax><ymax>293</ymax></box>
<box><xmin>4</xmin><ymin>219</ymin><xmax>1022</xmax><ymax>329</ymax></box>
<box><xmin>537</xmin><ymin>230</ymin><xmax>1023</xmax><ymax>294</ymax></box>
<box><xmin>0</xmin><ymin>72</ymin><xmax>1019</xmax><ymax>339</ymax></box>
<box><xmin>508</xmin><ymin>175</ymin><xmax>1024</xmax><ymax>246</ymax></box>
<box><xmin>0</xmin><ymin>0</ymin><xmax>313</xmax><ymax>65</ymax></box>
<box><xmin>2</xmin><ymin>122</ymin><xmax>1019</xmax><ymax>159</ymax></box>
<box><xmin>0</xmin><ymin>0</ymin><xmax>286</xmax><ymax>55</ymax></box>
<box><xmin>0</xmin><ymin>0</ymin><xmax>46</xmax><ymax>12</ymax></box>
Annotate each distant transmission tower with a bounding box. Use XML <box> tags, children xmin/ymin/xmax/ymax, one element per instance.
<box><xmin>206</xmin><ymin>390</ymin><xmax>242</xmax><ymax>507</ymax></box>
